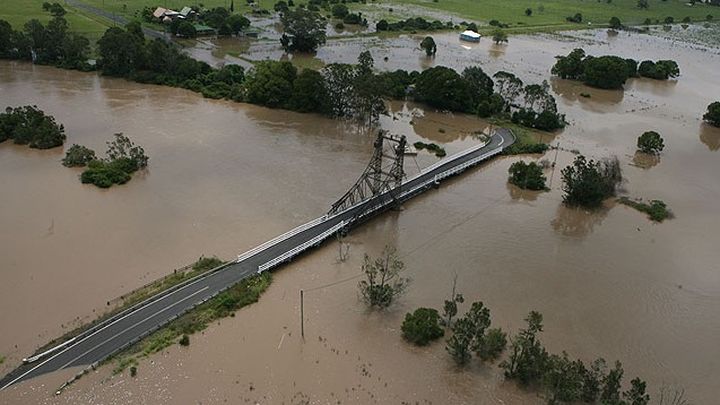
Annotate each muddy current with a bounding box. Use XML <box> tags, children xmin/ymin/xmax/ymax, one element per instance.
<box><xmin>1</xmin><ymin>29</ymin><xmax>720</xmax><ymax>404</ymax></box>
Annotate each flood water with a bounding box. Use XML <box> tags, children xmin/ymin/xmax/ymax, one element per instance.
<box><xmin>2</xmin><ymin>28</ymin><xmax>720</xmax><ymax>404</ymax></box>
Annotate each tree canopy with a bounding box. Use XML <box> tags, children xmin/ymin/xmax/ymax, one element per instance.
<box><xmin>561</xmin><ymin>155</ymin><xmax>622</xmax><ymax>208</ymax></box>
<box><xmin>0</xmin><ymin>105</ymin><xmax>66</xmax><ymax>149</ymax></box>
<box><xmin>508</xmin><ymin>161</ymin><xmax>547</xmax><ymax>190</ymax></box>
<box><xmin>637</xmin><ymin>131</ymin><xmax>664</xmax><ymax>154</ymax></box>
<box><xmin>280</xmin><ymin>8</ymin><xmax>326</xmax><ymax>52</ymax></box>
<box><xmin>402</xmin><ymin>308</ymin><xmax>444</xmax><ymax>346</ymax></box>
<box><xmin>704</xmin><ymin>101</ymin><xmax>720</xmax><ymax>127</ymax></box>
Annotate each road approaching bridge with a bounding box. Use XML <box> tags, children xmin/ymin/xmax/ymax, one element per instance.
<box><xmin>0</xmin><ymin>128</ymin><xmax>514</xmax><ymax>391</ymax></box>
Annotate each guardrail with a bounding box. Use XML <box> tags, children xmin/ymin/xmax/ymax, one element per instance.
<box><xmin>257</xmin><ymin>220</ymin><xmax>348</xmax><ymax>273</ymax></box>
<box><xmin>235</xmin><ymin>215</ymin><xmax>327</xmax><ymax>263</ymax></box>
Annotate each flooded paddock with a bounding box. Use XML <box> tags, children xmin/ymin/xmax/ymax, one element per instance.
<box><xmin>1</xmin><ymin>27</ymin><xmax>720</xmax><ymax>404</ymax></box>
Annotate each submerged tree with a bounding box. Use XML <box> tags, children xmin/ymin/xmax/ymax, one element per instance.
<box><xmin>703</xmin><ymin>101</ymin><xmax>720</xmax><ymax>127</ymax></box>
<box><xmin>508</xmin><ymin>161</ymin><xmax>547</xmax><ymax>190</ymax></box>
<box><xmin>637</xmin><ymin>131</ymin><xmax>664</xmax><ymax>155</ymax></box>
<box><xmin>420</xmin><ymin>36</ymin><xmax>437</xmax><ymax>56</ymax></box>
<box><xmin>561</xmin><ymin>155</ymin><xmax>622</xmax><ymax>208</ymax></box>
<box><xmin>358</xmin><ymin>246</ymin><xmax>409</xmax><ymax>309</ymax></box>
<box><xmin>401</xmin><ymin>307</ymin><xmax>444</xmax><ymax>345</ymax></box>
<box><xmin>442</xmin><ymin>274</ymin><xmax>464</xmax><ymax>327</ymax></box>
<box><xmin>492</xmin><ymin>29</ymin><xmax>508</xmax><ymax>44</ymax></box>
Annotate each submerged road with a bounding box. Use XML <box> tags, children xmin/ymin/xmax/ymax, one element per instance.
<box><xmin>0</xmin><ymin>129</ymin><xmax>514</xmax><ymax>390</ymax></box>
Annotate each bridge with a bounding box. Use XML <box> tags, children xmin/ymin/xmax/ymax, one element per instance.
<box><xmin>0</xmin><ymin>128</ymin><xmax>514</xmax><ymax>391</ymax></box>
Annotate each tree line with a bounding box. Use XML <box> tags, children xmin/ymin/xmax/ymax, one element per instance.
<box><xmin>552</xmin><ymin>48</ymin><xmax>680</xmax><ymax>89</ymax></box>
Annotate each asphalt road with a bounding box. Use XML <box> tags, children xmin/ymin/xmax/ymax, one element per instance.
<box><xmin>0</xmin><ymin>129</ymin><xmax>514</xmax><ymax>390</ymax></box>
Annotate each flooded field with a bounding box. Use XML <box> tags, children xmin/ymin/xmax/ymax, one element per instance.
<box><xmin>2</xmin><ymin>27</ymin><xmax>720</xmax><ymax>404</ymax></box>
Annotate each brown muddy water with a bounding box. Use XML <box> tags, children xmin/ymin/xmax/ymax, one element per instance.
<box><xmin>2</xmin><ymin>28</ymin><xmax>720</xmax><ymax>404</ymax></box>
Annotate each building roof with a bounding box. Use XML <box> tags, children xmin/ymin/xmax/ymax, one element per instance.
<box><xmin>460</xmin><ymin>30</ymin><xmax>481</xmax><ymax>39</ymax></box>
<box><xmin>153</xmin><ymin>7</ymin><xmax>167</xmax><ymax>19</ymax></box>
<box><xmin>180</xmin><ymin>6</ymin><xmax>194</xmax><ymax>16</ymax></box>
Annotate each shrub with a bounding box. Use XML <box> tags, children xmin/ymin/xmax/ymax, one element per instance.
<box><xmin>401</xmin><ymin>308</ymin><xmax>445</xmax><ymax>346</ymax></box>
<box><xmin>508</xmin><ymin>161</ymin><xmax>547</xmax><ymax>190</ymax></box>
<box><xmin>561</xmin><ymin>155</ymin><xmax>622</xmax><ymax>208</ymax></box>
<box><xmin>618</xmin><ymin>197</ymin><xmax>672</xmax><ymax>222</ymax></box>
<box><xmin>703</xmin><ymin>102</ymin><xmax>720</xmax><ymax>127</ymax></box>
<box><xmin>129</xmin><ymin>366</ymin><xmax>137</xmax><ymax>377</ymax></box>
<box><xmin>477</xmin><ymin>327</ymin><xmax>507</xmax><ymax>361</ymax></box>
<box><xmin>62</xmin><ymin>144</ymin><xmax>96</xmax><ymax>167</ymax></box>
<box><xmin>637</xmin><ymin>131</ymin><xmax>664</xmax><ymax>154</ymax></box>
<box><xmin>0</xmin><ymin>105</ymin><xmax>66</xmax><ymax>149</ymax></box>
<box><xmin>179</xmin><ymin>334</ymin><xmax>190</xmax><ymax>346</ymax></box>
<box><xmin>638</xmin><ymin>60</ymin><xmax>680</xmax><ymax>80</ymax></box>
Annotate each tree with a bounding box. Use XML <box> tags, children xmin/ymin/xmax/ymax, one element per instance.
<box><xmin>552</xmin><ymin>48</ymin><xmax>586</xmax><ymax>80</ymax></box>
<box><xmin>420</xmin><ymin>36</ymin><xmax>436</xmax><ymax>56</ymax></box>
<box><xmin>331</xmin><ymin>4</ymin><xmax>349</xmax><ymax>18</ymax></box>
<box><xmin>462</xmin><ymin>66</ymin><xmax>494</xmax><ymax>104</ymax></box>
<box><xmin>177</xmin><ymin>21</ymin><xmax>197</xmax><ymax>38</ymax></box>
<box><xmin>492</xmin><ymin>29</ymin><xmax>508</xmax><ymax>44</ymax></box>
<box><xmin>227</xmin><ymin>14</ymin><xmax>250</xmax><ymax>34</ymax></box>
<box><xmin>0</xmin><ymin>105</ymin><xmax>66</xmax><ymax>149</ymax></box>
<box><xmin>638</xmin><ymin>60</ymin><xmax>680</xmax><ymax>80</ymax></box>
<box><xmin>414</xmin><ymin>66</ymin><xmax>474</xmax><ymax>112</ymax></box>
<box><xmin>525</xmin><ymin>8</ymin><xmax>533</xmax><ymax>17</ymax></box>
<box><xmin>624</xmin><ymin>377</ymin><xmax>650</xmax><ymax>405</ymax></box>
<box><xmin>106</xmin><ymin>132</ymin><xmax>149</xmax><ymax>170</ymax></box>
<box><xmin>446</xmin><ymin>317</ymin><xmax>473</xmax><ymax>366</ymax></box>
<box><xmin>637</xmin><ymin>131</ymin><xmax>664</xmax><ymax>154</ymax></box>
<box><xmin>477</xmin><ymin>327</ymin><xmax>507</xmax><ymax>361</ymax></box>
<box><xmin>637</xmin><ymin>0</ymin><xmax>649</xmax><ymax>9</ymax></box>
<box><xmin>358</xmin><ymin>246</ymin><xmax>409</xmax><ymax>309</ymax></box>
<box><xmin>600</xmin><ymin>361</ymin><xmax>625</xmax><ymax>404</ymax></box>
<box><xmin>401</xmin><ymin>308</ymin><xmax>445</xmax><ymax>345</ymax></box>
<box><xmin>582</xmin><ymin>55</ymin><xmax>631</xmax><ymax>89</ymax></box>
<box><xmin>245</xmin><ymin>60</ymin><xmax>296</xmax><ymax>108</ymax></box>
<box><xmin>289</xmin><ymin>69</ymin><xmax>327</xmax><ymax>113</ymax></box>
<box><xmin>581</xmin><ymin>358</ymin><xmax>608</xmax><ymax>402</ymax></box>
<box><xmin>561</xmin><ymin>155</ymin><xmax>622</xmax><ymax>208</ymax></box>
<box><xmin>376</xmin><ymin>19</ymin><xmax>389</xmax><ymax>31</ymax></box>
<box><xmin>543</xmin><ymin>352</ymin><xmax>585</xmax><ymax>404</ymax></box>
<box><xmin>494</xmin><ymin>71</ymin><xmax>524</xmax><ymax>108</ymax></box>
<box><xmin>274</xmin><ymin>0</ymin><xmax>289</xmax><ymax>13</ymax></box>
<box><xmin>500</xmin><ymin>311</ymin><xmax>548</xmax><ymax>385</ymax></box>
<box><xmin>62</xmin><ymin>144</ymin><xmax>96</xmax><ymax>167</ymax></box>
<box><xmin>609</xmin><ymin>16</ymin><xmax>622</xmax><ymax>29</ymax></box>
<box><xmin>664</xmin><ymin>16</ymin><xmax>675</xmax><ymax>25</ymax></box>
<box><xmin>703</xmin><ymin>101</ymin><xmax>720</xmax><ymax>127</ymax></box>
<box><xmin>508</xmin><ymin>161</ymin><xmax>547</xmax><ymax>190</ymax></box>
<box><xmin>97</xmin><ymin>26</ymin><xmax>145</xmax><ymax>77</ymax></box>
<box><xmin>442</xmin><ymin>274</ymin><xmax>464</xmax><ymax>327</ymax></box>
<box><xmin>280</xmin><ymin>8</ymin><xmax>326</xmax><ymax>52</ymax></box>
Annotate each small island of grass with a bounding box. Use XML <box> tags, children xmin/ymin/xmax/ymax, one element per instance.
<box><xmin>618</xmin><ymin>197</ymin><xmax>672</xmax><ymax>222</ymax></box>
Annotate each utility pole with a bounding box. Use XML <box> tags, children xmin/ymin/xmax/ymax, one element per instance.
<box><xmin>549</xmin><ymin>142</ymin><xmax>560</xmax><ymax>188</ymax></box>
<box><xmin>300</xmin><ymin>289</ymin><xmax>304</xmax><ymax>340</ymax></box>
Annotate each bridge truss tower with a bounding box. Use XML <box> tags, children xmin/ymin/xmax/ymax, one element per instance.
<box><xmin>329</xmin><ymin>131</ymin><xmax>407</xmax><ymax>216</ymax></box>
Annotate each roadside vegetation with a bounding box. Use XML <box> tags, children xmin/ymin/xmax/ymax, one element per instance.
<box><xmin>414</xmin><ymin>141</ymin><xmax>446</xmax><ymax>157</ymax></box>
<box><xmin>110</xmin><ymin>271</ymin><xmax>272</xmax><ymax>374</ymax></box>
<box><xmin>0</xmin><ymin>105</ymin><xmax>66</xmax><ymax>149</ymax></box>
<box><xmin>618</xmin><ymin>197</ymin><xmax>672</xmax><ymax>222</ymax></box>
<box><xmin>552</xmin><ymin>48</ymin><xmax>679</xmax><ymax>89</ymax></box>
<box><xmin>561</xmin><ymin>155</ymin><xmax>622</xmax><ymax>208</ymax></box>
<box><xmin>29</xmin><ymin>256</ymin><xmax>227</xmax><ymax>359</ymax></box>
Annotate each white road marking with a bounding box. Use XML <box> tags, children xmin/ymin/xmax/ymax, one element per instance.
<box><xmin>58</xmin><ymin>286</ymin><xmax>210</xmax><ymax>370</ymax></box>
<box><xmin>1</xmin><ymin>285</ymin><xmax>210</xmax><ymax>391</ymax></box>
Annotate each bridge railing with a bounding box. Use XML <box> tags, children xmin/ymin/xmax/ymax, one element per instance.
<box><xmin>257</xmin><ymin>220</ymin><xmax>348</xmax><ymax>273</ymax></box>
<box><xmin>235</xmin><ymin>215</ymin><xmax>328</xmax><ymax>263</ymax></box>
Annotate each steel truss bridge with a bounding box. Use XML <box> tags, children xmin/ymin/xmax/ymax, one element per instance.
<box><xmin>0</xmin><ymin>128</ymin><xmax>514</xmax><ymax>391</ymax></box>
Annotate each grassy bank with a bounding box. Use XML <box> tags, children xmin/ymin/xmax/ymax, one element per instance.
<box><xmin>489</xmin><ymin>120</ymin><xmax>552</xmax><ymax>155</ymax></box>
<box><xmin>386</xmin><ymin>0</ymin><xmax>716</xmax><ymax>28</ymax></box>
<box><xmin>0</xmin><ymin>0</ymin><xmax>110</xmax><ymax>41</ymax></box>
<box><xmin>618</xmin><ymin>197</ymin><xmax>672</xmax><ymax>222</ymax></box>
<box><xmin>109</xmin><ymin>272</ymin><xmax>272</xmax><ymax>374</ymax></box>
<box><xmin>31</xmin><ymin>256</ymin><xmax>227</xmax><ymax>357</ymax></box>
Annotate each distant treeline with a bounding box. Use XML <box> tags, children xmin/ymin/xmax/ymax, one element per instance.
<box><xmin>552</xmin><ymin>48</ymin><xmax>680</xmax><ymax>89</ymax></box>
<box><xmin>1</xmin><ymin>16</ymin><xmax>565</xmax><ymax>131</ymax></box>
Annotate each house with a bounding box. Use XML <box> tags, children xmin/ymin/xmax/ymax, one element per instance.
<box><xmin>152</xmin><ymin>7</ymin><xmax>167</xmax><ymax>20</ymax></box>
<box><xmin>180</xmin><ymin>6</ymin><xmax>196</xmax><ymax>19</ymax></box>
<box><xmin>459</xmin><ymin>30</ymin><xmax>481</xmax><ymax>43</ymax></box>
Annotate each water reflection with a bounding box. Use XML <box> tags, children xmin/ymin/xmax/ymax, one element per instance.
<box><xmin>551</xmin><ymin>204</ymin><xmax>610</xmax><ymax>238</ymax></box>
<box><xmin>506</xmin><ymin>182</ymin><xmax>540</xmax><ymax>202</ymax></box>
<box><xmin>488</xmin><ymin>44</ymin><xmax>505</xmax><ymax>59</ymax></box>
<box><xmin>551</xmin><ymin>77</ymin><xmax>624</xmax><ymax>107</ymax></box>
<box><xmin>631</xmin><ymin>151</ymin><xmax>661</xmax><ymax>169</ymax></box>
<box><xmin>699</xmin><ymin>123</ymin><xmax>720</xmax><ymax>151</ymax></box>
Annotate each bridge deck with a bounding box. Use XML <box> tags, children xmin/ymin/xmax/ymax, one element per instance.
<box><xmin>0</xmin><ymin>129</ymin><xmax>514</xmax><ymax>390</ymax></box>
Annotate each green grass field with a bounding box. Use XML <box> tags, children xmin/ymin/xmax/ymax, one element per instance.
<box><xmin>379</xmin><ymin>0</ymin><xmax>716</xmax><ymax>30</ymax></box>
<box><xmin>0</xmin><ymin>0</ymin><xmax>111</xmax><ymax>40</ymax></box>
